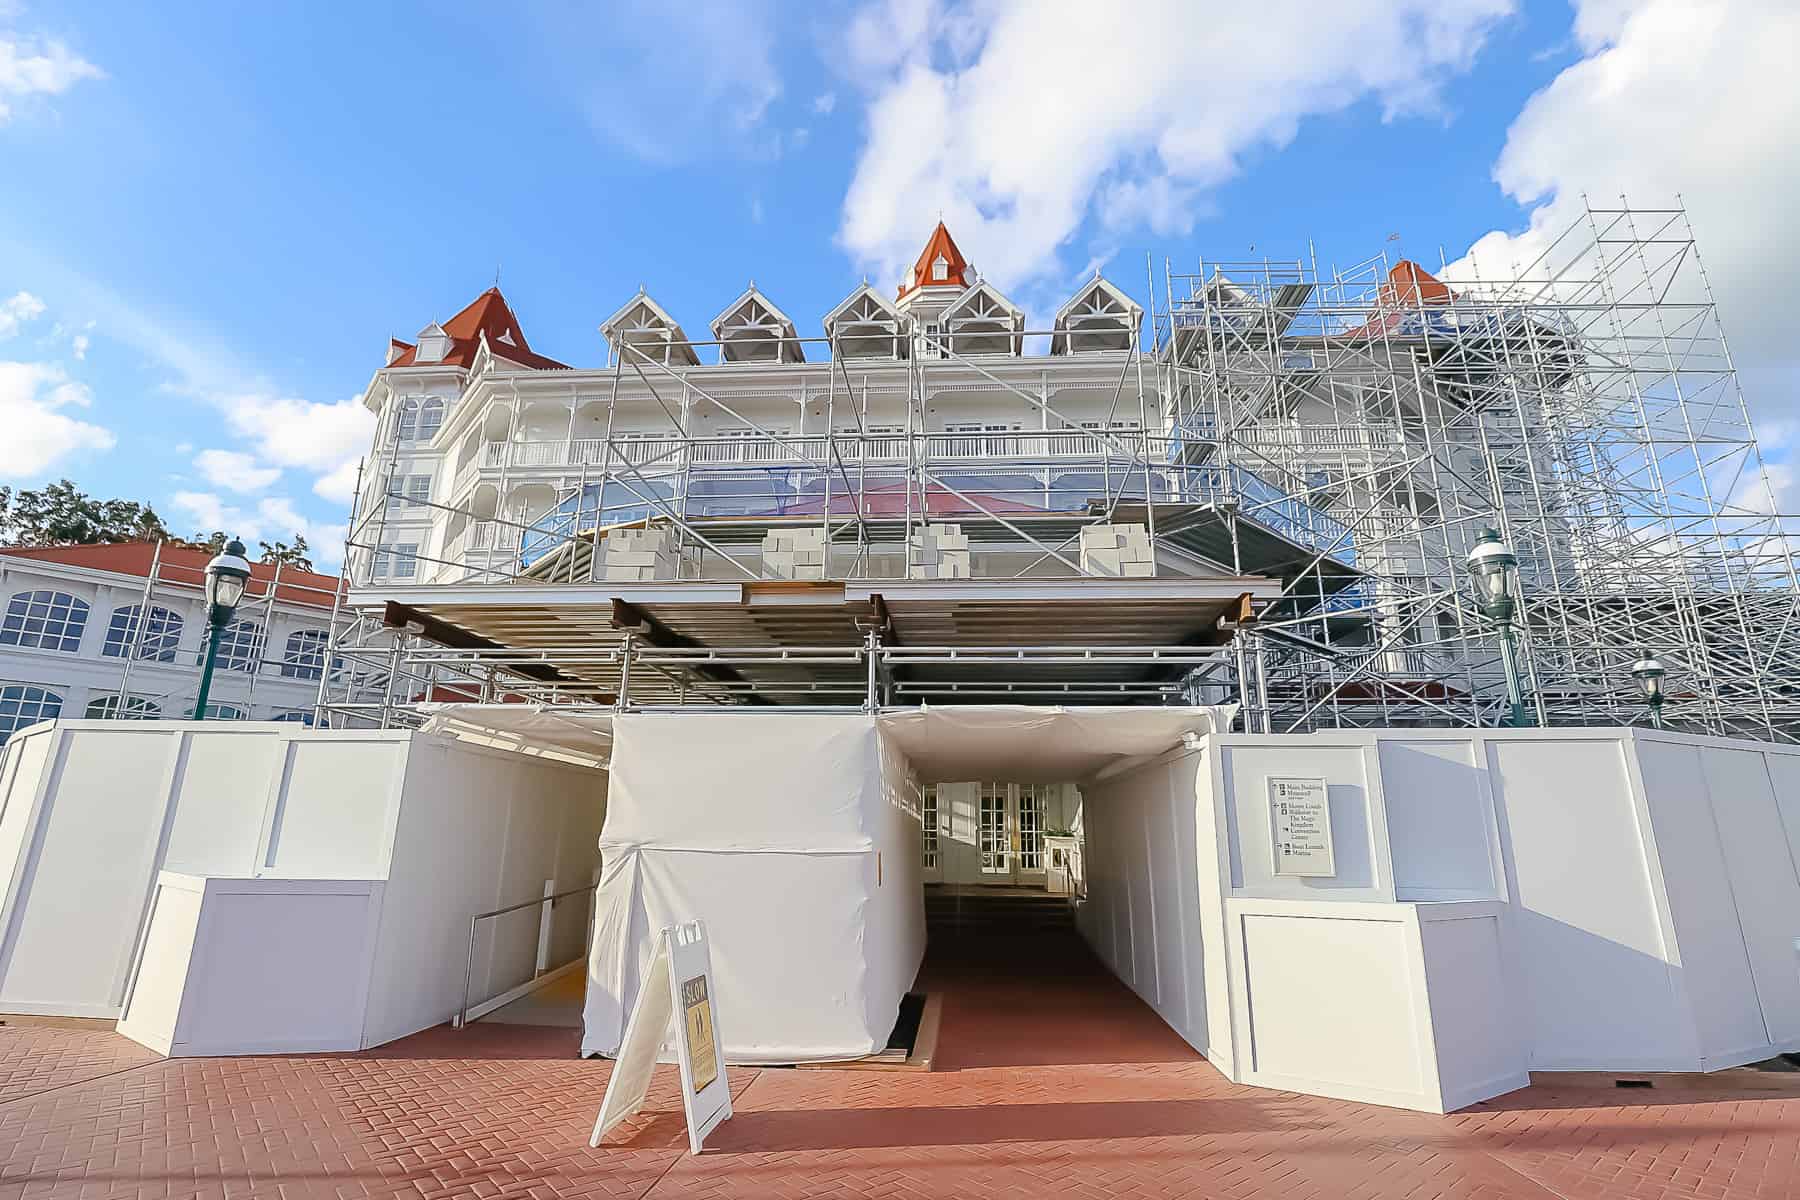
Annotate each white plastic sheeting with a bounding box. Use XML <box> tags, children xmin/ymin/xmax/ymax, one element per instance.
<box><xmin>581</xmin><ymin>705</ymin><xmax>1232</xmax><ymax>1064</ymax></box>
<box><xmin>583</xmin><ymin>713</ymin><xmax>926</xmax><ymax>1063</ymax></box>
<box><xmin>876</xmin><ymin>705</ymin><xmax>1234</xmax><ymax>782</ymax></box>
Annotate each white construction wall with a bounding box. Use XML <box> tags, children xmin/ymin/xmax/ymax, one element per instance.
<box><xmin>1079</xmin><ymin>726</ymin><xmax>1800</xmax><ymax>1112</ymax></box>
<box><xmin>0</xmin><ymin>721</ymin><xmax>604</xmax><ymax>1053</ymax></box>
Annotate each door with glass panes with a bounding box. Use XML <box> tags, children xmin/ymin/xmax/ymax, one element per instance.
<box><xmin>973</xmin><ymin>783</ymin><xmax>1049</xmax><ymax>884</ymax></box>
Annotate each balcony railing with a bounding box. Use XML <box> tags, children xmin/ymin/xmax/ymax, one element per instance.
<box><xmin>459</xmin><ymin>432</ymin><xmax>1176</xmax><ymax>476</ymax></box>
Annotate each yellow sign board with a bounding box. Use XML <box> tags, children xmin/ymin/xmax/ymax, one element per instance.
<box><xmin>680</xmin><ymin>974</ymin><xmax>719</xmax><ymax>1094</ymax></box>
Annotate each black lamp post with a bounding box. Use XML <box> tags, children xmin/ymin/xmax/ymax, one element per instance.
<box><xmin>193</xmin><ymin>538</ymin><xmax>252</xmax><ymax>720</ymax></box>
<box><xmin>1466</xmin><ymin>526</ymin><xmax>1532</xmax><ymax>727</ymax></box>
<box><xmin>1631</xmin><ymin>655</ymin><xmax>1667</xmax><ymax>730</ymax></box>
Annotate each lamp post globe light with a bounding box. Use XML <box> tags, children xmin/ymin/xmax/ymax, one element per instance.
<box><xmin>1466</xmin><ymin>526</ymin><xmax>1532</xmax><ymax>728</ymax></box>
<box><xmin>1631</xmin><ymin>654</ymin><xmax>1667</xmax><ymax>730</ymax></box>
<box><xmin>192</xmin><ymin>538</ymin><xmax>252</xmax><ymax>720</ymax></box>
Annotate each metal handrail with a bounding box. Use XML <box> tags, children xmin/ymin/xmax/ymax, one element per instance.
<box><xmin>453</xmin><ymin>883</ymin><xmax>597</xmax><ymax>1029</ymax></box>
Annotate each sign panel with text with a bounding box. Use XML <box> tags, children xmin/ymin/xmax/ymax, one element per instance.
<box><xmin>590</xmin><ymin>920</ymin><xmax>732</xmax><ymax>1154</ymax></box>
<box><xmin>1267</xmin><ymin>776</ymin><xmax>1335</xmax><ymax>877</ymax></box>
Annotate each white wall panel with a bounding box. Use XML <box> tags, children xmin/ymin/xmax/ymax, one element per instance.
<box><xmin>1379</xmin><ymin>740</ymin><xmax>1499</xmax><ymax>900</ymax></box>
<box><xmin>1486</xmin><ymin>737</ymin><xmax>1690</xmax><ymax>1068</ymax></box>
<box><xmin>1222</xmin><ymin>745</ymin><xmax>1384</xmax><ymax>898</ymax></box>
<box><xmin>0</xmin><ymin>729</ymin><xmax>176</xmax><ymax>1015</ymax></box>
<box><xmin>1696</xmin><ymin>748</ymin><xmax>1800</xmax><ymax>1046</ymax></box>
<box><xmin>263</xmin><ymin>740</ymin><xmax>406</xmax><ymax>878</ymax></box>
<box><xmin>163</xmin><ymin>733</ymin><xmax>279</xmax><ymax>876</ymax></box>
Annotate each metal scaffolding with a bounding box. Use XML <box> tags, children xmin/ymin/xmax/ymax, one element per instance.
<box><xmin>322</xmin><ymin>199</ymin><xmax>1800</xmax><ymax>739</ymax></box>
<box><xmin>1172</xmin><ymin>199</ymin><xmax>1799</xmax><ymax>737</ymax></box>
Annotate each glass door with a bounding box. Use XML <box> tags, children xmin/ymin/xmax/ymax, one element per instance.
<box><xmin>1014</xmin><ymin>784</ymin><xmax>1048</xmax><ymax>882</ymax></box>
<box><xmin>977</xmin><ymin>783</ymin><xmax>1010</xmax><ymax>876</ymax></box>
<box><xmin>920</xmin><ymin>784</ymin><xmax>943</xmax><ymax>882</ymax></box>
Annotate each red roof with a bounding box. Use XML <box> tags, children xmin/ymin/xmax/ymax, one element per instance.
<box><xmin>386</xmin><ymin>287</ymin><xmax>568</xmax><ymax>371</ymax></box>
<box><xmin>897</xmin><ymin>222</ymin><xmax>971</xmax><ymax>299</ymax></box>
<box><xmin>0</xmin><ymin>542</ymin><xmax>341</xmax><ymax>609</ymax></box>
<box><xmin>1346</xmin><ymin>260</ymin><xmax>1457</xmax><ymax>340</ymax></box>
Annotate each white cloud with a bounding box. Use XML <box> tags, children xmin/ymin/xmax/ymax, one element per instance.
<box><xmin>170</xmin><ymin>491</ymin><xmax>345</xmax><ymax>566</ymax></box>
<box><xmin>1447</xmin><ymin>0</ymin><xmax>1800</xmax><ymax>394</ymax></box>
<box><xmin>219</xmin><ymin>392</ymin><xmax>371</xmax><ymax>473</ymax></box>
<box><xmin>69</xmin><ymin>332</ymin><xmax>87</xmax><ymax>359</ymax></box>
<box><xmin>193</xmin><ymin>448</ymin><xmax>280</xmax><ymax>493</ymax></box>
<box><xmin>813</xmin><ymin>91</ymin><xmax>837</xmax><ymax>115</ymax></box>
<box><xmin>312</xmin><ymin>458</ymin><xmax>363</xmax><ymax>506</ymax></box>
<box><xmin>0</xmin><ymin>290</ymin><xmax>46</xmax><ymax>338</ymax></box>
<box><xmin>836</xmin><ymin>0</ymin><xmax>1513</xmax><ymax>289</ymax></box>
<box><xmin>0</xmin><ymin>359</ymin><xmax>115</xmax><ymax>477</ymax></box>
<box><xmin>0</xmin><ymin>29</ymin><xmax>103</xmax><ymax>122</ymax></box>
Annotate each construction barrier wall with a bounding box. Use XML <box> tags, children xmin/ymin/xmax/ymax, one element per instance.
<box><xmin>1081</xmin><ymin>727</ymin><xmax>1800</xmax><ymax>1112</ymax></box>
<box><xmin>0</xmin><ymin>721</ymin><xmax>604</xmax><ymax>1053</ymax></box>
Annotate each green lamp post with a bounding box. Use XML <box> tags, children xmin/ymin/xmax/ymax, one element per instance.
<box><xmin>192</xmin><ymin>538</ymin><xmax>252</xmax><ymax>720</ymax></box>
<box><xmin>1631</xmin><ymin>654</ymin><xmax>1667</xmax><ymax>730</ymax></box>
<box><xmin>1466</xmin><ymin>526</ymin><xmax>1532</xmax><ymax>727</ymax></box>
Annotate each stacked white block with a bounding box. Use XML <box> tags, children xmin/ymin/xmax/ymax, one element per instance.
<box><xmin>907</xmin><ymin>524</ymin><xmax>971</xmax><ymax>580</ymax></box>
<box><xmin>1079</xmin><ymin>523</ymin><xmax>1154</xmax><ymax>577</ymax></box>
<box><xmin>761</xmin><ymin>526</ymin><xmax>829</xmax><ymax>580</ymax></box>
<box><xmin>602</xmin><ymin>527</ymin><xmax>680</xmax><ymax>582</ymax></box>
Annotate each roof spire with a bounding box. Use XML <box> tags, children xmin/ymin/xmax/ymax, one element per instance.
<box><xmin>897</xmin><ymin>220</ymin><xmax>970</xmax><ymax>300</ymax></box>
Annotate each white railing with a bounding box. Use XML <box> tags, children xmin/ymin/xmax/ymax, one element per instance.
<box><xmin>461</xmin><ymin>432</ymin><xmax>1168</xmax><ymax>473</ymax></box>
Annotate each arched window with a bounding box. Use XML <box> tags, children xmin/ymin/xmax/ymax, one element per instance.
<box><xmin>271</xmin><ymin>709</ymin><xmax>317</xmax><ymax>726</ymax></box>
<box><xmin>281</xmin><ymin>629</ymin><xmax>330</xmax><ymax>680</ymax></box>
<box><xmin>395</xmin><ymin>397</ymin><xmax>421</xmax><ymax>442</ymax></box>
<box><xmin>0</xmin><ymin>684</ymin><xmax>62</xmax><ymax>741</ymax></box>
<box><xmin>103</xmin><ymin>604</ymin><xmax>184</xmax><ymax>662</ymax></box>
<box><xmin>418</xmin><ymin>397</ymin><xmax>446</xmax><ymax>441</ymax></box>
<box><xmin>212</xmin><ymin>620</ymin><xmax>265</xmax><ymax>673</ymax></box>
<box><xmin>0</xmin><ymin>590</ymin><xmax>89</xmax><ymax>652</ymax></box>
<box><xmin>85</xmin><ymin>694</ymin><xmax>159</xmax><ymax>720</ymax></box>
<box><xmin>200</xmin><ymin>703</ymin><xmax>246</xmax><ymax>720</ymax></box>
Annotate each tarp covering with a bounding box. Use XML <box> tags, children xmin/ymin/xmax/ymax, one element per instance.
<box><xmin>875</xmin><ymin>704</ymin><xmax>1234</xmax><ymax>783</ymax></box>
<box><xmin>582</xmin><ymin>713</ymin><xmax>926</xmax><ymax>1063</ymax></box>
<box><xmin>579</xmin><ymin>704</ymin><xmax>1232</xmax><ymax>1064</ymax></box>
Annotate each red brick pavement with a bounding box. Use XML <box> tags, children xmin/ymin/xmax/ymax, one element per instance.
<box><xmin>1</xmin><ymin>933</ymin><xmax>1797</xmax><ymax>1199</ymax></box>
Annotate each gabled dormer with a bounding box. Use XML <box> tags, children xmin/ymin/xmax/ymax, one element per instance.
<box><xmin>936</xmin><ymin>280</ymin><xmax>1025</xmax><ymax>357</ymax></box>
<box><xmin>1051</xmin><ymin>276</ymin><xmax>1143</xmax><ymax>354</ymax></box>
<box><xmin>414</xmin><ymin>321</ymin><xmax>453</xmax><ymax>364</ymax></box>
<box><xmin>710</xmin><ymin>284</ymin><xmax>805</xmax><ymax>364</ymax></box>
<box><xmin>823</xmin><ymin>282</ymin><xmax>908</xmax><ymax>361</ymax></box>
<box><xmin>599</xmin><ymin>290</ymin><xmax>699</xmax><ymax>367</ymax></box>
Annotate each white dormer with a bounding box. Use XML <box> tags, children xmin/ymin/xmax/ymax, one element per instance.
<box><xmin>823</xmin><ymin>283</ymin><xmax>908</xmax><ymax>361</ymax></box>
<box><xmin>1052</xmin><ymin>276</ymin><xmax>1143</xmax><ymax>354</ymax></box>
<box><xmin>935</xmin><ymin>281</ymin><xmax>1025</xmax><ymax>358</ymax></box>
<box><xmin>710</xmin><ymin>284</ymin><xmax>805</xmax><ymax>364</ymax></box>
<box><xmin>414</xmin><ymin>321</ymin><xmax>452</xmax><ymax>364</ymax></box>
<box><xmin>931</xmin><ymin>255</ymin><xmax>949</xmax><ymax>282</ymax></box>
<box><xmin>599</xmin><ymin>291</ymin><xmax>700</xmax><ymax>367</ymax></box>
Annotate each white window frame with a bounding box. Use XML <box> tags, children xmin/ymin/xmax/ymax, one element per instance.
<box><xmin>0</xmin><ymin>590</ymin><xmax>90</xmax><ymax>653</ymax></box>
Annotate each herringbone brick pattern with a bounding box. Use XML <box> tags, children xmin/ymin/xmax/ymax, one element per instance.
<box><xmin>1</xmin><ymin>935</ymin><xmax>1796</xmax><ymax>1199</ymax></box>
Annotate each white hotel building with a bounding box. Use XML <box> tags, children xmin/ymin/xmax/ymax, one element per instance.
<box><xmin>0</xmin><ymin>542</ymin><xmax>343</xmax><ymax>740</ymax></box>
<box><xmin>0</xmin><ymin>210</ymin><xmax>1794</xmax><ymax>1116</ymax></box>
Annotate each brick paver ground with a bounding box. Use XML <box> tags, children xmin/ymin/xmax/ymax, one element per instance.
<box><xmin>2</xmin><ymin>931</ymin><xmax>1797</xmax><ymax>1199</ymax></box>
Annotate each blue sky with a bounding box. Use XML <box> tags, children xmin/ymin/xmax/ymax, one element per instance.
<box><xmin>2</xmin><ymin>0</ymin><xmax>1795</xmax><ymax>563</ymax></box>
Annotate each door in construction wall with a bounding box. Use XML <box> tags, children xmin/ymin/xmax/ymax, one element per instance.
<box><xmin>934</xmin><ymin>783</ymin><xmax>1050</xmax><ymax>886</ymax></box>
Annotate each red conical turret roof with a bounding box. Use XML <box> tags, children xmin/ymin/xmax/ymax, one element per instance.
<box><xmin>897</xmin><ymin>221</ymin><xmax>970</xmax><ymax>299</ymax></box>
<box><xmin>386</xmin><ymin>287</ymin><xmax>568</xmax><ymax>370</ymax></box>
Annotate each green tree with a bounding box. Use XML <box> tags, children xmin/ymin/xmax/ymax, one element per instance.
<box><xmin>257</xmin><ymin>536</ymin><xmax>314</xmax><ymax>572</ymax></box>
<box><xmin>0</xmin><ymin>480</ymin><xmax>172</xmax><ymax>546</ymax></box>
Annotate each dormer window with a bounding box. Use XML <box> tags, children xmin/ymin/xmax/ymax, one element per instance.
<box><xmin>932</xmin><ymin>256</ymin><xmax>949</xmax><ymax>281</ymax></box>
<box><xmin>414</xmin><ymin>321</ymin><xmax>452</xmax><ymax>364</ymax></box>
